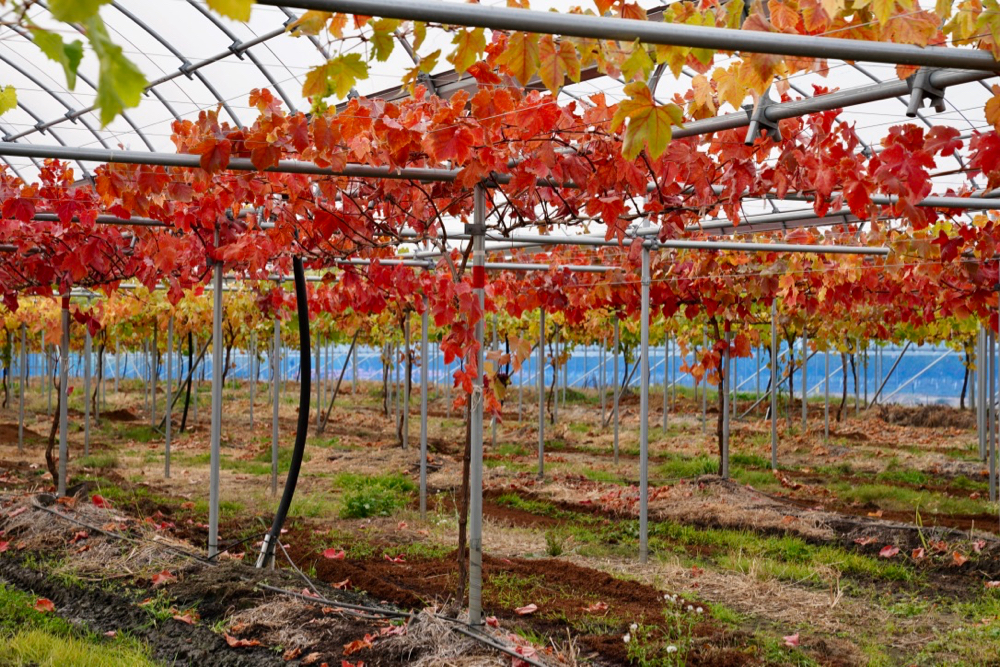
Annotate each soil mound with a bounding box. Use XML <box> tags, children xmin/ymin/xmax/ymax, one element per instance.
<box><xmin>875</xmin><ymin>404</ymin><xmax>975</xmax><ymax>429</ymax></box>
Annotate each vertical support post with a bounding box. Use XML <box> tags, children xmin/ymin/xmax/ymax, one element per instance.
<box><xmin>801</xmin><ymin>328</ymin><xmax>807</xmax><ymax>432</ymax></box>
<box><xmin>165</xmin><ymin>316</ymin><xmax>173</xmax><ymax>478</ymax></box>
<box><xmin>491</xmin><ymin>315</ymin><xmax>498</xmax><ymax>449</ymax></box>
<box><xmin>192</xmin><ymin>335</ymin><xmax>199</xmax><ymax>424</ymax></box>
<box><xmin>468</xmin><ymin>184</ymin><xmax>486</xmax><ymax>627</ymax></box>
<box><xmin>445</xmin><ymin>342</ymin><xmax>452</xmax><ymax>419</ymax></box>
<box><xmin>855</xmin><ymin>338</ymin><xmax>861</xmax><ymax>415</ymax></box>
<box><xmin>84</xmin><ymin>325</ymin><xmax>91</xmax><ymax>457</ymax></box>
<box><xmin>980</xmin><ymin>327</ymin><xmax>987</xmax><ymax>461</ymax></box>
<box><xmin>991</xmin><ymin>327</ymin><xmax>997</xmax><ymax>503</ymax></box>
<box><xmin>662</xmin><ymin>331</ymin><xmax>668</xmax><ymax>434</ymax></box>
<box><xmin>639</xmin><ymin>242</ymin><xmax>651</xmax><ymax>564</ymax></box>
<box><xmin>316</xmin><ymin>333</ymin><xmax>322</xmax><ymax>427</ymax></box>
<box><xmin>151</xmin><ymin>327</ymin><xmax>157</xmax><ymax>428</ymax></box>
<box><xmin>352</xmin><ymin>341</ymin><xmax>358</xmax><ymax>394</ymax></box>
<box><xmin>208</xmin><ymin>228</ymin><xmax>224</xmax><ymax>559</ymax></box>
<box><xmin>403</xmin><ymin>316</ymin><xmax>411</xmax><ymax>450</ymax></box>
<box><xmin>613</xmin><ymin>318</ymin><xmax>620</xmax><ymax>465</ymax></box>
<box><xmin>701</xmin><ymin>326</ymin><xmax>707</xmax><ymax>433</ymax></box>
<box><xmin>722</xmin><ymin>331</ymin><xmax>730</xmax><ymax>479</ymax></box>
<box><xmin>756</xmin><ymin>343</ymin><xmax>761</xmax><ymax>399</ymax></box>
<box><xmin>538</xmin><ymin>308</ymin><xmax>546</xmax><ymax>478</ymax></box>
<box><xmin>553</xmin><ymin>327</ymin><xmax>560</xmax><ymax>425</ymax></box>
<box><xmin>18</xmin><ymin>324</ymin><xmax>26</xmax><ymax>452</ymax></box>
<box><xmin>985</xmin><ymin>326</ymin><xmax>997</xmax><ymax>503</ymax></box>
<box><xmin>272</xmin><ymin>315</ymin><xmax>281</xmax><ymax>496</ymax></box>
<box><xmin>249</xmin><ymin>331</ymin><xmax>256</xmax><ymax>426</ymax></box>
<box><xmin>599</xmin><ymin>338</ymin><xmax>606</xmax><ymax>425</ymax></box>
<box><xmin>517</xmin><ymin>341</ymin><xmax>524</xmax><ymax>422</ymax></box>
<box><xmin>770</xmin><ymin>301</ymin><xmax>778</xmax><ymax>470</ymax></box>
<box><xmin>824</xmin><ymin>348</ymin><xmax>830</xmax><ymax>443</ymax></box>
<box><xmin>420</xmin><ymin>298</ymin><xmax>429</xmax><ymax>519</ymax></box>
<box><xmin>47</xmin><ymin>332</ymin><xmax>53</xmax><ymax>414</ymax></box>
<box><xmin>114</xmin><ymin>337</ymin><xmax>119</xmax><ymax>396</ymax></box>
<box><xmin>58</xmin><ymin>295</ymin><xmax>69</xmax><ymax>497</ymax></box>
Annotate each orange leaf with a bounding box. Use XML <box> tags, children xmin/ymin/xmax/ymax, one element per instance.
<box><xmin>152</xmin><ymin>570</ymin><xmax>177</xmax><ymax>587</ymax></box>
<box><xmin>33</xmin><ymin>598</ymin><xmax>55</xmax><ymax>613</ymax></box>
<box><xmin>952</xmin><ymin>551</ymin><xmax>968</xmax><ymax>567</ymax></box>
<box><xmin>225</xmin><ymin>634</ymin><xmax>261</xmax><ymax>648</ymax></box>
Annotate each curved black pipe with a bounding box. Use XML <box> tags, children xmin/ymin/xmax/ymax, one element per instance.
<box><xmin>256</xmin><ymin>257</ymin><xmax>310</xmax><ymax>568</ymax></box>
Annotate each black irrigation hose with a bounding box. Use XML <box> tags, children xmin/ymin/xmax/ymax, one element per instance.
<box><xmin>256</xmin><ymin>256</ymin><xmax>311</xmax><ymax>569</ymax></box>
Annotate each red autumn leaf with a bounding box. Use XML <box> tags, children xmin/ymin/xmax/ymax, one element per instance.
<box><xmin>583</xmin><ymin>601</ymin><xmax>609</xmax><ymax>612</ymax></box>
<box><xmin>911</xmin><ymin>547</ymin><xmax>925</xmax><ymax>560</ymax></box>
<box><xmin>91</xmin><ymin>494</ymin><xmax>112</xmax><ymax>509</ymax></box>
<box><xmin>300</xmin><ymin>588</ymin><xmax>322</xmax><ymax>599</ymax></box>
<box><xmin>0</xmin><ymin>541</ymin><xmax>9</xmax><ymax>553</ymax></box>
<box><xmin>343</xmin><ymin>634</ymin><xmax>375</xmax><ymax>655</ymax></box>
<box><xmin>33</xmin><ymin>598</ymin><xmax>55</xmax><ymax>613</ymax></box>
<box><xmin>323</xmin><ymin>548</ymin><xmax>346</xmax><ymax>560</ymax></box>
<box><xmin>972</xmin><ymin>540</ymin><xmax>986</xmax><ymax>554</ymax></box>
<box><xmin>952</xmin><ymin>551</ymin><xmax>968</xmax><ymax>567</ymax></box>
<box><xmin>514</xmin><ymin>603</ymin><xmax>538</xmax><ymax>615</ymax></box>
<box><xmin>783</xmin><ymin>633</ymin><xmax>800</xmax><ymax>647</ymax></box>
<box><xmin>172</xmin><ymin>610</ymin><xmax>198</xmax><ymax>625</ymax></box>
<box><xmin>985</xmin><ymin>581</ymin><xmax>1000</xmax><ymax>589</ymax></box>
<box><xmin>8</xmin><ymin>507</ymin><xmax>27</xmax><ymax>518</ymax></box>
<box><xmin>152</xmin><ymin>570</ymin><xmax>177</xmax><ymax>587</ymax></box>
<box><xmin>225</xmin><ymin>634</ymin><xmax>261</xmax><ymax>648</ymax></box>
<box><xmin>70</xmin><ymin>531</ymin><xmax>88</xmax><ymax>544</ymax></box>
<box><xmin>383</xmin><ymin>554</ymin><xmax>406</xmax><ymax>563</ymax></box>
<box><xmin>332</xmin><ymin>579</ymin><xmax>352</xmax><ymax>590</ymax></box>
<box><xmin>879</xmin><ymin>545</ymin><xmax>900</xmax><ymax>559</ymax></box>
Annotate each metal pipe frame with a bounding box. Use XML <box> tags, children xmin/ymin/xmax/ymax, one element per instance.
<box><xmin>260</xmin><ymin>0</ymin><xmax>1000</xmax><ymax>72</ymax></box>
<box><xmin>208</xmin><ymin>227</ymin><xmax>224</xmax><ymax>558</ymax></box>
<box><xmin>420</xmin><ymin>296</ymin><xmax>429</xmax><ymax>518</ymax></box>
<box><xmin>638</xmin><ymin>239</ymin><xmax>650</xmax><ymax>563</ymax></box>
<box><xmin>58</xmin><ymin>295</ymin><xmax>69</xmax><ymax>497</ymax></box>
<box><xmin>537</xmin><ymin>307</ymin><xmax>545</xmax><ymax>478</ymax></box>
<box><xmin>165</xmin><ymin>315</ymin><xmax>173</xmax><ymax>478</ymax></box>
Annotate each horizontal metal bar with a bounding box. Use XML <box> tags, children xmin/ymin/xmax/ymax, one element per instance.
<box><xmin>259</xmin><ymin>0</ymin><xmax>1000</xmax><ymax>72</ymax></box>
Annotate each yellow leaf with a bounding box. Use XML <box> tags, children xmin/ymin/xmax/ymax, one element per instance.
<box><xmin>206</xmin><ymin>0</ymin><xmax>254</xmax><ymax>22</ymax></box>
<box><xmin>712</xmin><ymin>65</ymin><xmax>746</xmax><ymax>110</ymax></box>
<box><xmin>655</xmin><ymin>44</ymin><xmax>689</xmax><ymax>78</ymax></box>
<box><xmin>0</xmin><ymin>85</ymin><xmax>16</xmax><ymax>116</ymax></box>
<box><xmin>610</xmin><ymin>81</ymin><xmax>684</xmax><ymax>160</ymax></box>
<box><xmin>447</xmin><ymin>27</ymin><xmax>486</xmax><ymax>75</ymax></box>
<box><xmin>286</xmin><ymin>10</ymin><xmax>331</xmax><ymax>36</ymax></box>
<box><xmin>498</xmin><ymin>32</ymin><xmax>540</xmax><ymax>85</ymax></box>
<box><xmin>986</xmin><ymin>85</ymin><xmax>1000</xmax><ymax>132</ymax></box>
<box><xmin>538</xmin><ymin>35</ymin><xmax>581</xmax><ymax>93</ymax></box>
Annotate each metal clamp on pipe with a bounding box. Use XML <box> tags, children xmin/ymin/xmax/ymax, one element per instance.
<box><xmin>906</xmin><ymin>68</ymin><xmax>946</xmax><ymax>117</ymax></box>
<box><xmin>744</xmin><ymin>93</ymin><xmax>782</xmax><ymax>145</ymax></box>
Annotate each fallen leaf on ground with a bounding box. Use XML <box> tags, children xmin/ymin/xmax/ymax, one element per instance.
<box><xmin>332</xmin><ymin>578</ymin><xmax>351</xmax><ymax>590</ymax></box>
<box><xmin>69</xmin><ymin>531</ymin><xmax>88</xmax><ymax>544</ymax></box>
<box><xmin>152</xmin><ymin>570</ymin><xmax>177</xmax><ymax>587</ymax></box>
<box><xmin>225</xmin><ymin>634</ymin><xmax>261</xmax><ymax>648</ymax></box>
<box><xmin>912</xmin><ymin>547</ymin><xmax>925</xmax><ymax>560</ymax></box>
<box><xmin>383</xmin><ymin>554</ymin><xmax>405</xmax><ymax>563</ymax></box>
<box><xmin>583</xmin><ymin>602</ymin><xmax>609</xmax><ymax>612</ymax></box>
<box><xmin>986</xmin><ymin>581</ymin><xmax>1000</xmax><ymax>589</ymax></box>
<box><xmin>783</xmin><ymin>633</ymin><xmax>800</xmax><ymax>647</ymax></box>
<box><xmin>283</xmin><ymin>647</ymin><xmax>302</xmax><ymax>661</ymax></box>
<box><xmin>854</xmin><ymin>536</ymin><xmax>877</xmax><ymax>546</ymax></box>
<box><xmin>91</xmin><ymin>494</ymin><xmax>112</xmax><ymax>508</ymax></box>
<box><xmin>323</xmin><ymin>548</ymin><xmax>346</xmax><ymax>560</ymax></box>
<box><xmin>953</xmin><ymin>551</ymin><xmax>968</xmax><ymax>567</ymax></box>
<box><xmin>33</xmin><ymin>598</ymin><xmax>55</xmax><ymax>613</ymax></box>
<box><xmin>343</xmin><ymin>634</ymin><xmax>374</xmax><ymax>655</ymax></box>
<box><xmin>172</xmin><ymin>610</ymin><xmax>198</xmax><ymax>625</ymax></box>
<box><xmin>514</xmin><ymin>604</ymin><xmax>538</xmax><ymax>615</ymax></box>
<box><xmin>879</xmin><ymin>545</ymin><xmax>899</xmax><ymax>559</ymax></box>
<box><xmin>8</xmin><ymin>507</ymin><xmax>26</xmax><ymax>518</ymax></box>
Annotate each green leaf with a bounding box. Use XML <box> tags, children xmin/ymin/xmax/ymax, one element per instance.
<box><xmin>611</xmin><ymin>81</ymin><xmax>684</xmax><ymax>160</ymax></box>
<box><xmin>85</xmin><ymin>16</ymin><xmax>148</xmax><ymax>126</ymax></box>
<box><xmin>307</xmin><ymin>53</ymin><xmax>370</xmax><ymax>101</ymax></box>
<box><xmin>371</xmin><ymin>19</ymin><xmax>400</xmax><ymax>63</ymax></box>
<box><xmin>49</xmin><ymin>0</ymin><xmax>109</xmax><ymax>23</ymax></box>
<box><xmin>0</xmin><ymin>86</ymin><xmax>17</xmax><ymax>116</ymax></box>
<box><xmin>33</xmin><ymin>30</ymin><xmax>84</xmax><ymax>90</ymax></box>
<box><xmin>206</xmin><ymin>0</ymin><xmax>254</xmax><ymax>22</ymax></box>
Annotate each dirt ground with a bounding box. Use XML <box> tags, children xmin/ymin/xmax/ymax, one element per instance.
<box><xmin>1</xmin><ymin>379</ymin><xmax>999</xmax><ymax>665</ymax></box>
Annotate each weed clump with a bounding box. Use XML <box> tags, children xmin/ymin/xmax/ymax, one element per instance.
<box><xmin>335</xmin><ymin>473</ymin><xmax>415</xmax><ymax>519</ymax></box>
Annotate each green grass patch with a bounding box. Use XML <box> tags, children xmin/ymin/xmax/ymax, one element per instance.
<box><xmin>655</xmin><ymin>453</ymin><xmax>719</xmax><ymax>479</ymax></box>
<box><xmin>334</xmin><ymin>473</ymin><xmax>415</xmax><ymax>519</ymax></box>
<box><xmin>76</xmin><ymin>452</ymin><xmax>119</xmax><ymax>470</ymax></box>
<box><xmin>0</xmin><ymin>583</ymin><xmax>155</xmax><ymax>667</ymax></box>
